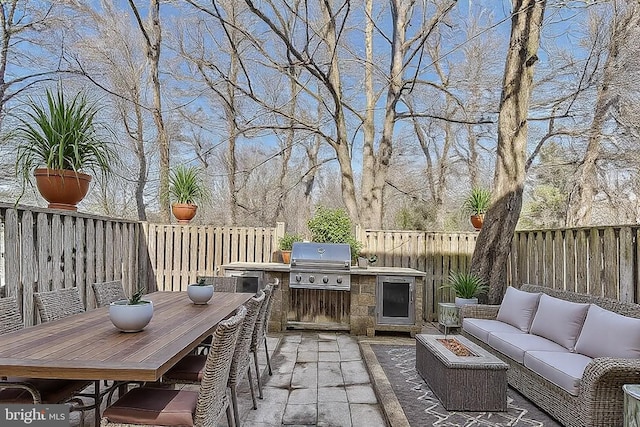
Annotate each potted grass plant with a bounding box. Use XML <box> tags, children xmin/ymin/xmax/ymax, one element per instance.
<box><xmin>187</xmin><ymin>277</ymin><xmax>214</xmax><ymax>304</ymax></box>
<box><xmin>109</xmin><ymin>288</ymin><xmax>153</xmax><ymax>332</ymax></box>
<box><xmin>463</xmin><ymin>187</ymin><xmax>491</xmax><ymax>231</ymax></box>
<box><xmin>442</xmin><ymin>271</ymin><xmax>489</xmax><ymax>307</ymax></box>
<box><xmin>15</xmin><ymin>86</ymin><xmax>115</xmax><ymax>211</ymax></box>
<box><xmin>169</xmin><ymin>164</ymin><xmax>209</xmax><ymax>224</ymax></box>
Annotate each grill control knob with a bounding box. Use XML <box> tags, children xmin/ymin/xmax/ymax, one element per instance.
<box><xmin>336</xmin><ymin>276</ymin><xmax>343</xmax><ymax>284</ymax></box>
<box><xmin>322</xmin><ymin>276</ymin><xmax>329</xmax><ymax>283</ymax></box>
<box><xmin>309</xmin><ymin>276</ymin><xmax>315</xmax><ymax>283</ymax></box>
<box><xmin>295</xmin><ymin>274</ymin><xmax>302</xmax><ymax>282</ymax></box>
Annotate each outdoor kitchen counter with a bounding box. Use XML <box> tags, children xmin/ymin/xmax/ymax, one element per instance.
<box><xmin>221</xmin><ymin>262</ymin><xmax>426</xmax><ymax>337</ymax></box>
<box><xmin>222</xmin><ymin>262</ymin><xmax>426</xmax><ymax>276</ymax></box>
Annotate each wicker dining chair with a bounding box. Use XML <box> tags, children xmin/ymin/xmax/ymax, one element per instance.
<box><xmin>100</xmin><ymin>305</ymin><xmax>247</xmax><ymax>427</ymax></box>
<box><xmin>92</xmin><ymin>280</ymin><xmax>127</xmax><ymax>307</ymax></box>
<box><xmin>163</xmin><ymin>292</ymin><xmax>265</xmax><ymax>426</ymax></box>
<box><xmin>0</xmin><ymin>296</ymin><xmax>93</xmax><ymax>423</ymax></box>
<box><xmin>251</xmin><ymin>278</ymin><xmax>279</xmax><ymax>398</ymax></box>
<box><xmin>196</xmin><ymin>276</ymin><xmax>238</xmax><ymax>293</ymax></box>
<box><xmin>34</xmin><ymin>287</ymin><xmax>85</xmax><ymax>322</ymax></box>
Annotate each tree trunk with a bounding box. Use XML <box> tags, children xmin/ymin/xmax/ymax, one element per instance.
<box><xmin>470</xmin><ymin>0</ymin><xmax>546</xmax><ymax>304</ymax></box>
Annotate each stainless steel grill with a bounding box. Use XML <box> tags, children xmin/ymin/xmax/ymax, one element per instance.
<box><xmin>289</xmin><ymin>242</ymin><xmax>351</xmax><ymax>290</ymax></box>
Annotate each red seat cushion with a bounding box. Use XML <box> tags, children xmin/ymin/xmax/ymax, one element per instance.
<box><xmin>0</xmin><ymin>378</ymin><xmax>91</xmax><ymax>404</ymax></box>
<box><xmin>102</xmin><ymin>387</ymin><xmax>198</xmax><ymax>426</ymax></box>
<box><xmin>164</xmin><ymin>355</ymin><xmax>206</xmax><ymax>382</ymax></box>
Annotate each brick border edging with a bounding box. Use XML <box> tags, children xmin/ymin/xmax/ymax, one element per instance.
<box><xmin>359</xmin><ymin>341</ymin><xmax>411</xmax><ymax>427</ymax></box>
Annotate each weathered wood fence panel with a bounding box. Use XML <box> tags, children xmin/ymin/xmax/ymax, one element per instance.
<box><xmin>144</xmin><ymin>223</ymin><xmax>281</xmax><ymax>291</ymax></box>
<box><xmin>0</xmin><ymin>203</ymin><xmax>142</xmax><ymax>324</ymax></box>
<box><xmin>510</xmin><ymin>226</ymin><xmax>640</xmax><ymax>304</ymax></box>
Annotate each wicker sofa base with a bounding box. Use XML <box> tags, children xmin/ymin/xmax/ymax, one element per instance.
<box><xmin>416</xmin><ymin>334</ymin><xmax>508</xmax><ymax>411</ymax></box>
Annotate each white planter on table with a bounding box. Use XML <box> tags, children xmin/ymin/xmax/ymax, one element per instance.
<box><xmin>109</xmin><ymin>300</ymin><xmax>153</xmax><ymax>332</ymax></box>
<box><xmin>187</xmin><ymin>284</ymin><xmax>214</xmax><ymax>305</ymax></box>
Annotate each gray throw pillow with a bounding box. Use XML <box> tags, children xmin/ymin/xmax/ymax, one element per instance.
<box><xmin>529</xmin><ymin>293</ymin><xmax>590</xmax><ymax>351</ymax></box>
<box><xmin>496</xmin><ymin>286</ymin><xmax>541</xmax><ymax>332</ymax></box>
<box><xmin>575</xmin><ymin>304</ymin><xmax>640</xmax><ymax>358</ymax></box>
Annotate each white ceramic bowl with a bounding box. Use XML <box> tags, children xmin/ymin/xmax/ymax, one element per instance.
<box><xmin>109</xmin><ymin>300</ymin><xmax>153</xmax><ymax>332</ymax></box>
<box><xmin>187</xmin><ymin>284</ymin><xmax>214</xmax><ymax>304</ymax></box>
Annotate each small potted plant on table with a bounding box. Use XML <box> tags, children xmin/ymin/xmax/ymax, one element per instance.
<box><xmin>187</xmin><ymin>277</ymin><xmax>214</xmax><ymax>304</ymax></box>
<box><xmin>278</xmin><ymin>232</ymin><xmax>303</xmax><ymax>264</ymax></box>
<box><xmin>169</xmin><ymin>164</ymin><xmax>209</xmax><ymax>224</ymax></box>
<box><xmin>463</xmin><ymin>187</ymin><xmax>491</xmax><ymax>231</ymax></box>
<box><xmin>15</xmin><ymin>87</ymin><xmax>115</xmax><ymax>211</ymax></box>
<box><xmin>442</xmin><ymin>270</ymin><xmax>488</xmax><ymax>307</ymax></box>
<box><xmin>109</xmin><ymin>288</ymin><xmax>153</xmax><ymax>332</ymax></box>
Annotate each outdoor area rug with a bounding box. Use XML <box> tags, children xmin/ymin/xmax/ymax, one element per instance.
<box><xmin>367</xmin><ymin>343</ymin><xmax>561</xmax><ymax>426</ymax></box>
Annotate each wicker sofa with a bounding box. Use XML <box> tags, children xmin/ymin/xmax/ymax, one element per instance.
<box><xmin>460</xmin><ymin>284</ymin><xmax>640</xmax><ymax>427</ymax></box>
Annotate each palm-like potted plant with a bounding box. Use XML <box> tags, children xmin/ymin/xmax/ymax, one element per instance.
<box><xmin>187</xmin><ymin>277</ymin><xmax>214</xmax><ymax>304</ymax></box>
<box><xmin>463</xmin><ymin>187</ymin><xmax>491</xmax><ymax>230</ymax></box>
<box><xmin>442</xmin><ymin>271</ymin><xmax>489</xmax><ymax>307</ymax></box>
<box><xmin>278</xmin><ymin>233</ymin><xmax>303</xmax><ymax>263</ymax></box>
<box><xmin>169</xmin><ymin>164</ymin><xmax>209</xmax><ymax>224</ymax></box>
<box><xmin>109</xmin><ymin>288</ymin><xmax>153</xmax><ymax>332</ymax></box>
<box><xmin>15</xmin><ymin>87</ymin><xmax>114</xmax><ymax>211</ymax></box>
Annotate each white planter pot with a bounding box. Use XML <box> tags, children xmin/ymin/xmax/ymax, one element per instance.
<box><xmin>454</xmin><ymin>297</ymin><xmax>478</xmax><ymax>307</ymax></box>
<box><xmin>187</xmin><ymin>284</ymin><xmax>214</xmax><ymax>304</ymax></box>
<box><xmin>109</xmin><ymin>300</ymin><xmax>153</xmax><ymax>332</ymax></box>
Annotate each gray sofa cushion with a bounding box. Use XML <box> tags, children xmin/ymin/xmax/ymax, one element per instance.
<box><xmin>496</xmin><ymin>286</ymin><xmax>541</xmax><ymax>332</ymax></box>
<box><xmin>524</xmin><ymin>350</ymin><xmax>593</xmax><ymax>396</ymax></box>
<box><xmin>529</xmin><ymin>294</ymin><xmax>589</xmax><ymax>351</ymax></box>
<box><xmin>488</xmin><ymin>332</ymin><xmax>569</xmax><ymax>364</ymax></box>
<box><xmin>575</xmin><ymin>304</ymin><xmax>640</xmax><ymax>358</ymax></box>
<box><xmin>462</xmin><ymin>318</ymin><xmax>525</xmax><ymax>344</ymax></box>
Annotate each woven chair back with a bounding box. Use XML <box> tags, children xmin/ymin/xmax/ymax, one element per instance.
<box><xmin>92</xmin><ymin>280</ymin><xmax>127</xmax><ymax>307</ymax></box>
<box><xmin>229</xmin><ymin>291</ymin><xmax>266</xmax><ymax>385</ymax></box>
<box><xmin>34</xmin><ymin>288</ymin><xmax>85</xmax><ymax>323</ymax></box>
<box><xmin>0</xmin><ymin>296</ymin><xmax>23</xmax><ymax>334</ymax></box>
<box><xmin>194</xmin><ymin>305</ymin><xmax>246</xmax><ymax>426</ymax></box>
<box><xmin>251</xmin><ymin>279</ymin><xmax>279</xmax><ymax>351</ymax></box>
<box><xmin>197</xmin><ymin>276</ymin><xmax>238</xmax><ymax>293</ymax></box>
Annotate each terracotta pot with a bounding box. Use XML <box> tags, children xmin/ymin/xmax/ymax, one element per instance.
<box><xmin>172</xmin><ymin>203</ymin><xmax>197</xmax><ymax>224</ymax></box>
<box><xmin>281</xmin><ymin>250</ymin><xmax>291</xmax><ymax>264</ymax></box>
<box><xmin>33</xmin><ymin>168</ymin><xmax>91</xmax><ymax>211</ymax></box>
<box><xmin>470</xmin><ymin>214</ymin><xmax>484</xmax><ymax>231</ymax></box>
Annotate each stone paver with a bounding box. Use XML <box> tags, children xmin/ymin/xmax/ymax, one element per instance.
<box><xmin>79</xmin><ymin>332</ymin><xmax>387</xmax><ymax>427</ymax></box>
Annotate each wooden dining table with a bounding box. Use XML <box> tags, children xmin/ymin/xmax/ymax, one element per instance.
<box><xmin>0</xmin><ymin>291</ymin><xmax>253</xmax><ymax>382</ymax></box>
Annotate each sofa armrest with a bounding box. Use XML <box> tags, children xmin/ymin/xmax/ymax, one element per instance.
<box><xmin>459</xmin><ymin>304</ymin><xmax>500</xmax><ymax>320</ymax></box>
<box><xmin>580</xmin><ymin>357</ymin><xmax>640</xmax><ymax>405</ymax></box>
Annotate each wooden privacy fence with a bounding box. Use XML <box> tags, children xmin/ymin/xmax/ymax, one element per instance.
<box><xmin>145</xmin><ymin>222</ymin><xmax>283</xmax><ymax>291</ymax></box>
<box><xmin>0</xmin><ymin>203</ymin><xmax>144</xmax><ymax>326</ymax></box>
<box><xmin>2</xmin><ymin>203</ymin><xmax>639</xmax><ymax>327</ymax></box>
<box><xmin>509</xmin><ymin>226</ymin><xmax>640</xmax><ymax>304</ymax></box>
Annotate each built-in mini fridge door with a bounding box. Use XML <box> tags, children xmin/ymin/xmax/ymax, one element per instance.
<box><xmin>376</xmin><ymin>275</ymin><xmax>415</xmax><ymax>325</ymax></box>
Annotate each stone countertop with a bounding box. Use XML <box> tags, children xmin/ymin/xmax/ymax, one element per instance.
<box><xmin>221</xmin><ymin>262</ymin><xmax>426</xmax><ymax>276</ymax></box>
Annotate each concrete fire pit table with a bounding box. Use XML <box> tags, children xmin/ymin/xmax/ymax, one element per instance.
<box><xmin>415</xmin><ymin>334</ymin><xmax>508</xmax><ymax>411</ymax></box>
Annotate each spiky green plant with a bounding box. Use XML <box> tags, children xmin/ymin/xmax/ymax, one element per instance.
<box><xmin>442</xmin><ymin>271</ymin><xmax>489</xmax><ymax>299</ymax></box>
<box><xmin>168</xmin><ymin>164</ymin><xmax>209</xmax><ymax>205</ymax></box>
<box><xmin>128</xmin><ymin>288</ymin><xmax>147</xmax><ymax>305</ymax></box>
<box><xmin>463</xmin><ymin>187</ymin><xmax>491</xmax><ymax>215</ymax></box>
<box><xmin>15</xmin><ymin>87</ymin><xmax>115</xmax><ymax>181</ymax></box>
